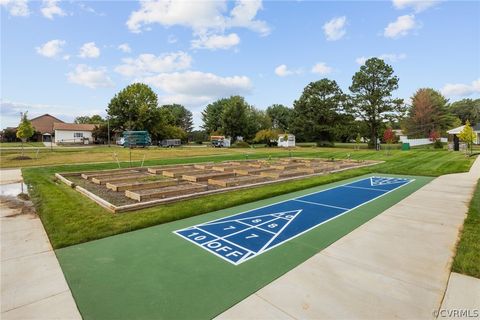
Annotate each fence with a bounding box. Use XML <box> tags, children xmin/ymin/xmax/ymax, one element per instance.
<box><xmin>398</xmin><ymin>136</ymin><xmax>447</xmax><ymax>147</ymax></box>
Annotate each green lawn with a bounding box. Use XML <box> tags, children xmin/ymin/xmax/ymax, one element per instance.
<box><xmin>22</xmin><ymin>148</ymin><xmax>476</xmax><ymax>249</ymax></box>
<box><xmin>452</xmin><ymin>179</ymin><xmax>480</xmax><ymax>278</ymax></box>
<box><xmin>0</xmin><ymin>141</ymin><xmax>45</xmax><ymax>148</ymax></box>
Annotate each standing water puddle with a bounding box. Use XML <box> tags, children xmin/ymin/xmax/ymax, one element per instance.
<box><xmin>0</xmin><ymin>182</ymin><xmax>28</xmax><ymax>197</ymax></box>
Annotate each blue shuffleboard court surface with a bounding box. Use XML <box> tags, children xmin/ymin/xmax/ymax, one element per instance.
<box><xmin>174</xmin><ymin>176</ymin><xmax>414</xmax><ymax>265</ymax></box>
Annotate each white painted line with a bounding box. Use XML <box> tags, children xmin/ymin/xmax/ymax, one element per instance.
<box><xmin>292</xmin><ymin>199</ymin><xmax>350</xmax><ymax>211</ymax></box>
<box><xmin>342</xmin><ymin>185</ymin><xmax>390</xmax><ymax>192</ymax></box>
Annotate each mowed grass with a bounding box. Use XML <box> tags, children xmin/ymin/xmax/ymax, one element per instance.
<box><xmin>21</xmin><ymin>148</ymin><xmax>476</xmax><ymax>249</ymax></box>
<box><xmin>452</xmin><ymin>179</ymin><xmax>480</xmax><ymax>278</ymax></box>
<box><xmin>0</xmin><ymin>141</ymin><xmax>45</xmax><ymax>148</ymax></box>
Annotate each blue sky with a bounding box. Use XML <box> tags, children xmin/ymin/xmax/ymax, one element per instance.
<box><xmin>1</xmin><ymin>0</ymin><xmax>479</xmax><ymax>129</ymax></box>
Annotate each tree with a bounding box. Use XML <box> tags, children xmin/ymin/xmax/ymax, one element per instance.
<box><xmin>383</xmin><ymin>127</ymin><xmax>397</xmax><ymax>155</ymax></box>
<box><xmin>161</xmin><ymin>104</ymin><xmax>194</xmax><ymax>133</ymax></box>
<box><xmin>245</xmin><ymin>107</ymin><xmax>271</xmax><ymax>141</ymax></box>
<box><xmin>404</xmin><ymin>88</ymin><xmax>459</xmax><ymax>137</ymax></box>
<box><xmin>349</xmin><ymin>58</ymin><xmax>405</xmax><ymax>149</ymax></box>
<box><xmin>266</xmin><ymin>104</ymin><xmax>292</xmax><ymax>131</ymax></box>
<box><xmin>107</xmin><ymin>83</ymin><xmax>161</xmax><ymax>133</ymax></box>
<box><xmin>450</xmin><ymin>98</ymin><xmax>480</xmax><ymax>125</ymax></box>
<box><xmin>2</xmin><ymin>127</ymin><xmax>17</xmax><ymax>142</ymax></box>
<box><xmin>74</xmin><ymin>115</ymin><xmax>104</xmax><ymax>124</ymax></box>
<box><xmin>253</xmin><ymin>129</ymin><xmax>279</xmax><ymax>146</ymax></box>
<box><xmin>201</xmin><ymin>99</ymin><xmax>226</xmax><ymax>134</ymax></box>
<box><xmin>16</xmin><ymin>112</ymin><xmax>35</xmax><ymax>156</ymax></box>
<box><xmin>290</xmin><ymin>79</ymin><xmax>347</xmax><ymax>143</ymax></box>
<box><xmin>458</xmin><ymin>120</ymin><xmax>476</xmax><ymax>154</ymax></box>
<box><xmin>221</xmin><ymin>96</ymin><xmax>250</xmax><ymax>141</ymax></box>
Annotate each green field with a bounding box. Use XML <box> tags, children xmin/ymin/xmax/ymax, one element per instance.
<box><xmin>22</xmin><ymin>148</ymin><xmax>476</xmax><ymax>249</ymax></box>
<box><xmin>452</xmin><ymin>179</ymin><xmax>480</xmax><ymax>278</ymax></box>
<box><xmin>0</xmin><ymin>141</ymin><xmax>45</xmax><ymax>148</ymax></box>
<box><xmin>56</xmin><ymin>173</ymin><xmax>432</xmax><ymax>320</ymax></box>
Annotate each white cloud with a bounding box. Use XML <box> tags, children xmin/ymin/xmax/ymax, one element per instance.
<box><xmin>274</xmin><ymin>65</ymin><xmax>293</xmax><ymax>77</ymax></box>
<box><xmin>0</xmin><ymin>0</ymin><xmax>29</xmax><ymax>16</ymax></box>
<box><xmin>35</xmin><ymin>39</ymin><xmax>66</xmax><ymax>58</ymax></box>
<box><xmin>356</xmin><ymin>53</ymin><xmax>407</xmax><ymax>65</ymax></box>
<box><xmin>118</xmin><ymin>43</ymin><xmax>132</xmax><ymax>53</ymax></box>
<box><xmin>78</xmin><ymin>42</ymin><xmax>100</xmax><ymax>58</ymax></box>
<box><xmin>323</xmin><ymin>16</ymin><xmax>347</xmax><ymax>41</ymax></box>
<box><xmin>384</xmin><ymin>14</ymin><xmax>417</xmax><ymax>38</ymax></box>
<box><xmin>392</xmin><ymin>0</ymin><xmax>440</xmax><ymax>13</ymax></box>
<box><xmin>191</xmin><ymin>33</ymin><xmax>240</xmax><ymax>50</ymax></box>
<box><xmin>311</xmin><ymin>62</ymin><xmax>333</xmax><ymax>75</ymax></box>
<box><xmin>115</xmin><ymin>51</ymin><xmax>192</xmax><ymax>77</ymax></box>
<box><xmin>142</xmin><ymin>71</ymin><xmax>252</xmax><ymax>98</ymax></box>
<box><xmin>441</xmin><ymin>79</ymin><xmax>480</xmax><ymax>97</ymax></box>
<box><xmin>126</xmin><ymin>0</ymin><xmax>269</xmax><ymax>51</ymax></box>
<box><xmin>41</xmin><ymin>0</ymin><xmax>65</xmax><ymax>19</ymax></box>
<box><xmin>228</xmin><ymin>0</ymin><xmax>270</xmax><ymax>36</ymax></box>
<box><xmin>127</xmin><ymin>0</ymin><xmax>269</xmax><ymax>35</ymax></box>
<box><xmin>67</xmin><ymin>64</ymin><xmax>114</xmax><ymax>89</ymax></box>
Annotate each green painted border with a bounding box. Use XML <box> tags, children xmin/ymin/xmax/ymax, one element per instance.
<box><xmin>56</xmin><ymin>173</ymin><xmax>433</xmax><ymax>320</ymax></box>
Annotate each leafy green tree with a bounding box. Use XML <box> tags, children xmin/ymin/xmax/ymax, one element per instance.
<box><xmin>266</xmin><ymin>104</ymin><xmax>292</xmax><ymax>131</ymax></box>
<box><xmin>16</xmin><ymin>112</ymin><xmax>35</xmax><ymax>156</ymax></box>
<box><xmin>450</xmin><ymin>98</ymin><xmax>480</xmax><ymax>125</ymax></box>
<box><xmin>404</xmin><ymin>88</ymin><xmax>459</xmax><ymax>137</ymax></box>
<box><xmin>290</xmin><ymin>79</ymin><xmax>347</xmax><ymax>143</ymax></box>
<box><xmin>201</xmin><ymin>99</ymin><xmax>226</xmax><ymax>134</ymax></box>
<box><xmin>107</xmin><ymin>83</ymin><xmax>161</xmax><ymax>133</ymax></box>
<box><xmin>253</xmin><ymin>129</ymin><xmax>279</xmax><ymax>146</ymax></box>
<box><xmin>245</xmin><ymin>108</ymin><xmax>271</xmax><ymax>141</ymax></box>
<box><xmin>2</xmin><ymin>127</ymin><xmax>17</xmax><ymax>142</ymax></box>
<box><xmin>161</xmin><ymin>104</ymin><xmax>194</xmax><ymax>133</ymax></box>
<box><xmin>188</xmin><ymin>130</ymin><xmax>209</xmax><ymax>144</ymax></box>
<box><xmin>74</xmin><ymin>115</ymin><xmax>104</xmax><ymax>124</ymax></box>
<box><xmin>459</xmin><ymin>120</ymin><xmax>476</xmax><ymax>154</ymax></box>
<box><xmin>221</xmin><ymin>96</ymin><xmax>250</xmax><ymax>141</ymax></box>
<box><xmin>349</xmin><ymin>58</ymin><xmax>405</xmax><ymax>149</ymax></box>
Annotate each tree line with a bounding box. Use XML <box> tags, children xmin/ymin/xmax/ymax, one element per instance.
<box><xmin>72</xmin><ymin>57</ymin><xmax>478</xmax><ymax>147</ymax></box>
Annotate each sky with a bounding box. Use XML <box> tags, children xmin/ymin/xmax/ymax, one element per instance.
<box><xmin>1</xmin><ymin>0</ymin><xmax>479</xmax><ymax>129</ymax></box>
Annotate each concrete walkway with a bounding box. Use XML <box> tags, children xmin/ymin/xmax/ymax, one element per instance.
<box><xmin>440</xmin><ymin>272</ymin><xmax>480</xmax><ymax>319</ymax></box>
<box><xmin>218</xmin><ymin>157</ymin><xmax>480</xmax><ymax>319</ymax></box>
<box><xmin>0</xmin><ymin>169</ymin><xmax>81</xmax><ymax>320</ymax></box>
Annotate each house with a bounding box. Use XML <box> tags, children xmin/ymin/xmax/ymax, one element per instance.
<box><xmin>54</xmin><ymin>123</ymin><xmax>96</xmax><ymax>144</ymax></box>
<box><xmin>277</xmin><ymin>134</ymin><xmax>295</xmax><ymax>147</ymax></box>
<box><xmin>30</xmin><ymin>114</ymin><xmax>65</xmax><ymax>142</ymax></box>
<box><xmin>447</xmin><ymin>123</ymin><xmax>480</xmax><ymax>151</ymax></box>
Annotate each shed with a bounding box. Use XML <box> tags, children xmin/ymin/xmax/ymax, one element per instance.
<box><xmin>277</xmin><ymin>134</ymin><xmax>295</xmax><ymax>148</ymax></box>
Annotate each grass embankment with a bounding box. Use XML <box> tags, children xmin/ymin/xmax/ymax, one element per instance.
<box><xmin>22</xmin><ymin>148</ymin><xmax>475</xmax><ymax>249</ymax></box>
<box><xmin>452</xmin><ymin>179</ymin><xmax>480</xmax><ymax>278</ymax></box>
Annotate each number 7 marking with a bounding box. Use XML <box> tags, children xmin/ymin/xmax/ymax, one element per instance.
<box><xmin>245</xmin><ymin>233</ymin><xmax>258</xmax><ymax>239</ymax></box>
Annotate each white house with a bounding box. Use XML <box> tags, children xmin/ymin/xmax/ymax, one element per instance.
<box><xmin>54</xmin><ymin>123</ymin><xmax>96</xmax><ymax>144</ymax></box>
<box><xmin>277</xmin><ymin>134</ymin><xmax>295</xmax><ymax>147</ymax></box>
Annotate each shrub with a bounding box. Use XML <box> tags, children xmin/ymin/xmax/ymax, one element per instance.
<box><xmin>231</xmin><ymin>141</ymin><xmax>250</xmax><ymax>148</ymax></box>
<box><xmin>433</xmin><ymin>140</ymin><xmax>444</xmax><ymax>149</ymax></box>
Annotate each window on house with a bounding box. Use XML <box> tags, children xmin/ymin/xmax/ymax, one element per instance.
<box><xmin>74</xmin><ymin>132</ymin><xmax>83</xmax><ymax>138</ymax></box>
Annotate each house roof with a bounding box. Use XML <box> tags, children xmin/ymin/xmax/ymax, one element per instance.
<box><xmin>53</xmin><ymin>123</ymin><xmax>96</xmax><ymax>131</ymax></box>
<box><xmin>29</xmin><ymin>114</ymin><xmax>65</xmax><ymax>134</ymax></box>
<box><xmin>447</xmin><ymin>123</ymin><xmax>480</xmax><ymax>134</ymax></box>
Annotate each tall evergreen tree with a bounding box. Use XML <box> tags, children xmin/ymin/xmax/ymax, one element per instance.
<box><xmin>349</xmin><ymin>58</ymin><xmax>405</xmax><ymax>148</ymax></box>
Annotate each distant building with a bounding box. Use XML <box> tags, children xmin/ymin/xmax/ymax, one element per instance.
<box><xmin>54</xmin><ymin>123</ymin><xmax>96</xmax><ymax>144</ymax></box>
<box><xmin>30</xmin><ymin>114</ymin><xmax>65</xmax><ymax>142</ymax></box>
<box><xmin>277</xmin><ymin>134</ymin><xmax>295</xmax><ymax>147</ymax></box>
<box><xmin>447</xmin><ymin>123</ymin><xmax>480</xmax><ymax>151</ymax></box>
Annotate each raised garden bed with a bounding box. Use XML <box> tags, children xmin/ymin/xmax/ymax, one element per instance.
<box><xmin>125</xmin><ymin>183</ymin><xmax>208</xmax><ymax>201</ymax></box>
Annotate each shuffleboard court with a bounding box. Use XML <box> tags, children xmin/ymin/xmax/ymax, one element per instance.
<box><xmin>175</xmin><ymin>176</ymin><xmax>413</xmax><ymax>265</ymax></box>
